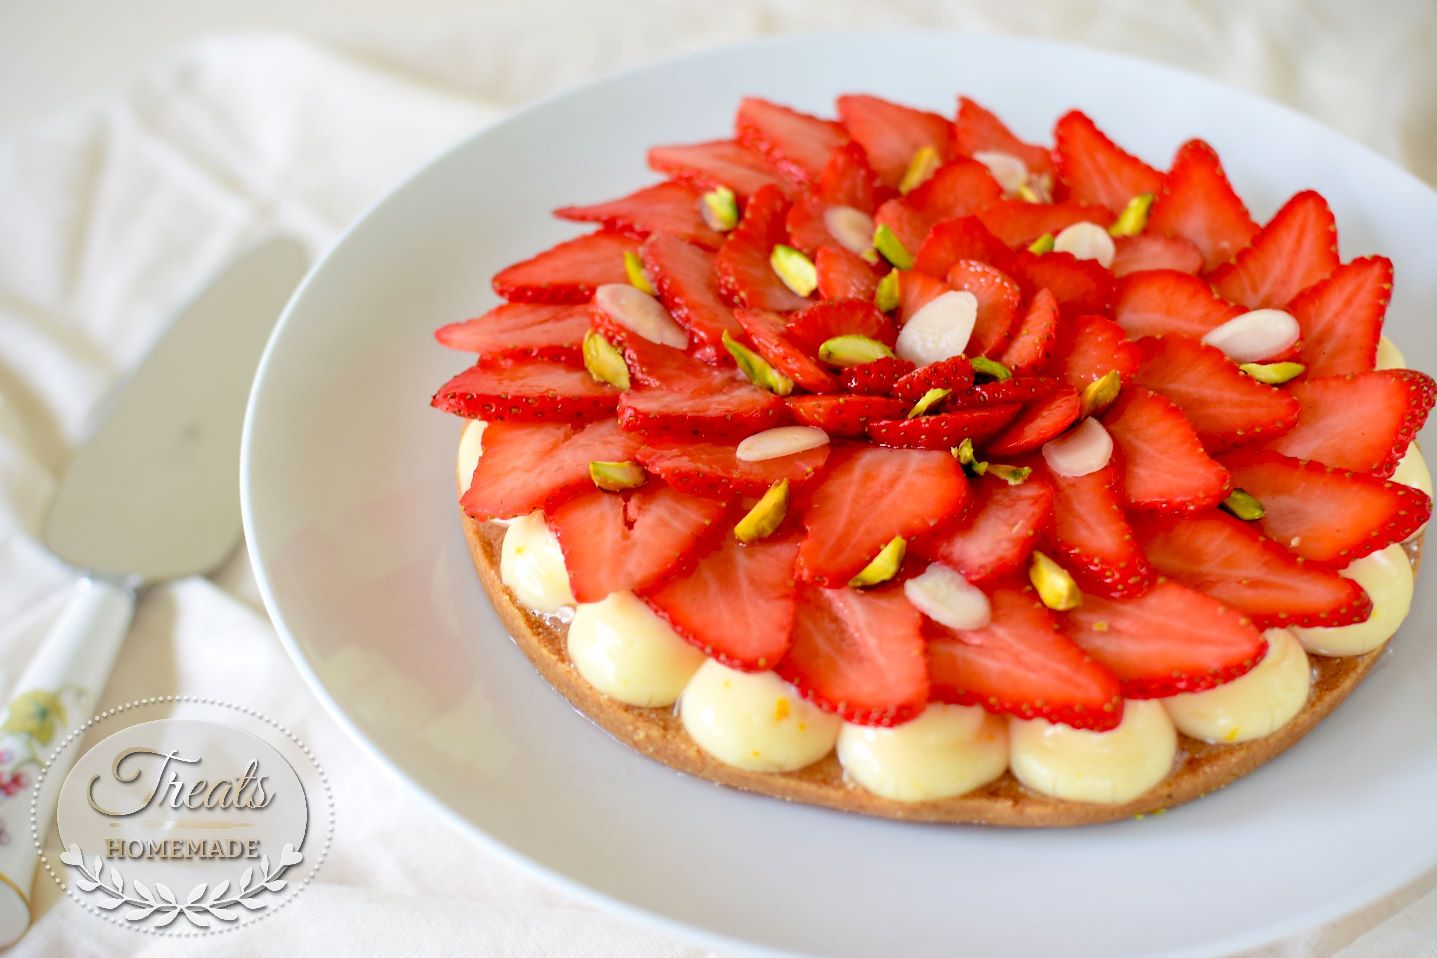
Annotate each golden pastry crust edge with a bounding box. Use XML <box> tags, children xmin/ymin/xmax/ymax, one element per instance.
<box><xmin>460</xmin><ymin>504</ymin><xmax>1420</xmax><ymax>827</ymax></box>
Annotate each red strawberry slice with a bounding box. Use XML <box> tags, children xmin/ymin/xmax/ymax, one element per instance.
<box><xmin>618</xmin><ymin>365</ymin><xmax>787</xmax><ymax>440</ymax></box>
<box><xmin>1046</xmin><ymin>463</ymin><xmax>1156</xmax><ymax>599</ymax></box>
<box><xmin>1209</xmin><ymin>191</ymin><xmax>1339</xmax><ymax>309</ymax></box>
<box><xmin>842</xmin><ymin>356</ymin><xmax>917</xmax><ymax>395</ymax></box>
<box><xmin>815</xmin><ymin>246</ymin><xmax>881</xmax><ymax>301</ymax></box>
<box><xmin>778</xmin><ymin>584</ymin><xmax>929</xmax><ymax>726</ymax></box>
<box><xmin>643</xmin><ymin>533</ymin><xmax>801</xmax><ymax>671</ymax></box>
<box><xmin>817</xmin><ymin>141</ymin><xmax>881</xmax><ymax>210</ymax></box>
<box><xmin>548</xmin><ymin>485</ymin><xmax>728</xmax><ymax>603</ymax></box>
<box><xmin>555</xmin><ymin>180</ymin><xmax>722</xmax><ymax>249</ymax></box>
<box><xmin>1147</xmin><ymin>139</ymin><xmax>1259</xmax><ymax>270</ymax></box>
<box><xmin>641</xmin><ymin>233</ymin><xmax>742</xmax><ymax>363</ymax></box>
<box><xmin>432</xmin><ymin>356</ymin><xmax>619</xmax><ymax>422</ymax></box>
<box><xmin>459</xmin><ymin>419</ymin><xmax>640</xmax><ymax>521</ymax></box>
<box><xmin>985</xmin><ymin>386</ymin><xmax>1082</xmax><ymax>456</ymax></box>
<box><xmin>1053</xmin><ymin>110</ymin><xmax>1164</xmax><ymax>213</ymax></box>
<box><xmin>637</xmin><ymin>438</ymin><xmax>829</xmax><ymax>498</ymax></box>
<box><xmin>787</xmin><ymin>395</ymin><xmax>908</xmax><ymax>436</ymax></box>
<box><xmin>1113</xmin><ymin>269</ymin><xmax>1244</xmax><ymax>340</ymax></box>
<box><xmin>929</xmin><ymin>587</ymin><xmax>1122</xmax><ymax>731</ymax></box>
<box><xmin>435</xmin><ymin>302</ymin><xmax>589</xmax><ymax>359</ymax></box>
<box><xmin>1007</xmin><ymin>249</ymin><xmax>1113</xmax><ymax>317</ymax></box>
<box><xmin>952</xmin><ymin>96</ymin><xmax>1054</xmax><ymax>176</ymax></box>
<box><xmin>945</xmin><ymin>259</ymin><xmax>1021</xmax><ymax>356</ymax></box>
<box><xmin>1111</xmin><ymin>234</ymin><xmax>1203</xmax><ymax>277</ymax></box>
<box><xmin>1264</xmin><ymin>370</ymin><xmax>1436</xmax><ymax>476</ymax></box>
<box><xmin>608</xmin><ymin>334</ymin><xmax>696</xmax><ymax>387</ymax></box>
<box><xmin>1055</xmin><ymin>314</ymin><xmax>1141</xmax><ymax>391</ymax></box>
<box><xmin>715</xmin><ymin>184</ymin><xmax>811</xmax><ymax>312</ymax></box>
<box><xmin>837</xmin><ymin>93</ymin><xmax>954</xmax><ymax>189</ymax></box>
<box><xmin>911</xmin><ymin>472</ymin><xmax>1055</xmax><ymax>583</ymax></box>
<box><xmin>912</xmin><ymin>216</ymin><xmax>1011</xmax><ymax>278</ymax></box>
<box><xmin>733</xmin><ymin>307</ymin><xmax>839</xmax><ymax>392</ymax></box>
<box><xmin>797</xmin><ymin>445</ymin><xmax>968</xmax><ymax>584</ymax></box>
<box><xmin>874</xmin><ymin>201</ymin><xmax>932</xmax><ymax>261</ymax></box>
<box><xmin>646</xmin><ymin>139</ymin><xmax>788</xmax><ymax>199</ymax></box>
<box><xmin>785</xmin><ymin>193</ymin><xmax>836</xmax><ymax>253</ymax></box>
<box><xmin>1289</xmin><ymin>256</ymin><xmax>1391</xmax><ymax>377</ymax></box>
<box><xmin>1134</xmin><ymin>511</ymin><xmax>1374</xmax><ymax>628</ymax></box>
<box><xmin>735</xmin><ymin>97</ymin><xmax>849</xmax><ymax>186</ymax></box>
<box><xmin>953</xmin><ymin>377</ymin><xmax>1068</xmax><ymax>409</ymax></box>
<box><xmin>1063</xmin><ymin>580</ymin><xmax>1268</xmax><ymax>698</ymax></box>
<box><xmin>786</xmin><ymin>299</ymin><xmax>897</xmax><ymax>352</ymax></box>
<box><xmin>896</xmin><ymin>269</ymin><xmax>951</xmax><ymax>323</ymax></box>
<box><xmin>1000</xmin><ymin>288</ymin><xmax>1060</xmax><ymax>373</ymax></box>
<box><xmin>492</xmin><ymin>232</ymin><xmax>639</xmax><ymax>304</ymax></box>
<box><xmin>867</xmin><ymin>405</ymin><xmax>1023</xmax><ymax>449</ymax></box>
<box><xmin>976</xmin><ymin>200</ymin><xmax>1113</xmax><ymax>248</ymax></box>
<box><xmin>1103</xmin><ymin>386</ymin><xmax>1231</xmax><ymax>513</ymax></box>
<box><xmin>877</xmin><ymin>162</ymin><xmax>1005</xmax><ymax>254</ymax></box>
<box><xmin>891</xmin><ymin>355</ymin><xmax>975</xmax><ymax>401</ymax></box>
<box><xmin>1132</xmin><ymin>335</ymin><xmax>1300</xmax><ymax>451</ymax></box>
<box><xmin>1221</xmin><ymin>450</ymin><xmax>1432</xmax><ymax>565</ymax></box>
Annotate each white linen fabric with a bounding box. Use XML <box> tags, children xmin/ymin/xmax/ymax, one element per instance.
<box><xmin>2</xmin><ymin>3</ymin><xmax>1435</xmax><ymax>955</ymax></box>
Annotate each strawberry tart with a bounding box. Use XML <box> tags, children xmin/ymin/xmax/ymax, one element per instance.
<box><xmin>430</xmin><ymin>93</ymin><xmax>1434</xmax><ymax>826</ymax></box>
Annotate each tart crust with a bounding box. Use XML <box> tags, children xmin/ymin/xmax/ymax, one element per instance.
<box><xmin>459</xmin><ymin>497</ymin><xmax>1422</xmax><ymax>827</ymax></box>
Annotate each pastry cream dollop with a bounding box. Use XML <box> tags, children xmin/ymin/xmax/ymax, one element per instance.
<box><xmin>1163</xmin><ymin>628</ymin><xmax>1311</xmax><ymax>743</ymax></box>
<box><xmin>566</xmin><ymin>591</ymin><xmax>703</xmax><ymax>707</ymax></box>
<box><xmin>836</xmin><ymin>704</ymin><xmax>1008</xmax><ymax>802</ymax></box>
<box><xmin>1008</xmin><ymin>700</ymin><xmax>1177</xmax><ymax>804</ymax></box>
<box><xmin>680</xmin><ymin>661</ymin><xmax>840</xmax><ymax>772</ymax></box>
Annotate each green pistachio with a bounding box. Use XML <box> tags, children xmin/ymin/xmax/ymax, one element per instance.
<box><xmin>970</xmin><ymin>356</ymin><xmax>1012</xmax><ymax>381</ymax></box>
<box><xmin>1239</xmin><ymin>361</ymin><xmax>1307</xmax><ymax>385</ymax></box>
<box><xmin>899</xmin><ymin>145</ymin><xmax>942</xmax><ymax>195</ymax></box>
<box><xmin>850</xmin><ymin>536</ymin><xmax>907</xmax><ymax>588</ymax></box>
<box><xmin>589</xmin><ymin>460</ymin><xmax>646</xmax><ymax>491</ymax></box>
<box><xmin>817</xmin><ymin>334</ymin><xmax>896</xmax><ymax>367</ymax></box>
<box><xmin>908</xmin><ymin>387</ymin><xmax>951</xmax><ymax>418</ymax></box>
<box><xmin>624</xmin><ymin>250</ymin><xmax>655</xmax><ymax>294</ymax></box>
<box><xmin>1027</xmin><ymin>232</ymin><xmax>1056</xmax><ymax>254</ymax></box>
<box><xmin>722</xmin><ymin>330</ymin><xmax>794</xmax><ymax>396</ymax></box>
<box><xmin>874</xmin><ymin>268</ymin><xmax>901</xmax><ymax>312</ymax></box>
<box><xmin>987</xmin><ymin>464</ymin><xmax>1032</xmax><ymax>486</ymax></box>
<box><xmin>1108</xmin><ymin>192</ymin><xmax>1155</xmax><ymax>237</ymax></box>
<box><xmin>952</xmin><ymin>438</ymin><xmax>989</xmax><ymax>476</ymax></box>
<box><xmin>770</xmin><ymin>244</ymin><xmax>818</xmax><ymax>297</ymax></box>
<box><xmin>873</xmin><ymin>224</ymin><xmax>915</xmax><ymax>270</ymax></box>
<box><xmin>734</xmin><ymin>479</ymin><xmax>790</xmax><ymax>542</ymax></box>
<box><xmin>1029</xmin><ymin>551</ymin><xmax>1082</xmax><ymax>611</ymax></box>
<box><xmin>582</xmin><ymin>329</ymin><xmax>631</xmax><ymax>390</ymax></box>
<box><xmin>700</xmin><ymin>186</ymin><xmax>739</xmax><ymax>232</ymax></box>
<box><xmin>1221</xmin><ymin>488</ymin><xmax>1266</xmax><ymax>521</ymax></box>
<box><xmin>1080</xmin><ymin>369</ymin><xmax>1123</xmax><ymax>417</ymax></box>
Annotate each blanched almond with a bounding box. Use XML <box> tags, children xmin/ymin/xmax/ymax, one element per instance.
<box><xmin>735</xmin><ymin>426</ymin><xmax>830</xmax><ymax>462</ymax></box>
<box><xmin>594</xmin><ymin>283</ymin><xmax>688</xmax><ymax>348</ymax></box>
<box><xmin>1053</xmin><ymin>221</ymin><xmax>1116</xmax><ymax>268</ymax></box>
<box><xmin>904</xmin><ymin>563</ymin><xmax>991</xmax><ymax>630</ymax></box>
<box><xmin>1041</xmin><ymin>417</ymin><xmax>1113</xmax><ymax>478</ymax></box>
<box><xmin>1201</xmin><ymin>309</ymin><xmax>1300</xmax><ymax>363</ymax></box>
<box><xmin>894</xmin><ymin>290</ymin><xmax>977</xmax><ymax>365</ymax></box>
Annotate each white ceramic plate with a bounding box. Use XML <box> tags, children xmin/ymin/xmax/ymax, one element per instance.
<box><xmin>241</xmin><ymin>33</ymin><xmax>1437</xmax><ymax>958</ymax></box>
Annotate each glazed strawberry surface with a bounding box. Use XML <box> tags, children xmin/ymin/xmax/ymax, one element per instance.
<box><xmin>433</xmin><ymin>93</ymin><xmax>1434</xmax><ymax>735</ymax></box>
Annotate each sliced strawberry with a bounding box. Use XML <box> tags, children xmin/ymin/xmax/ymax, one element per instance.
<box><xmin>459</xmin><ymin>419</ymin><xmax>639</xmax><ymax>521</ymax></box>
<box><xmin>874</xmin><ymin>201</ymin><xmax>932</xmax><ymax>261</ymax></box>
<box><xmin>815</xmin><ymin>246</ymin><xmax>881</xmax><ymax>301</ymax></box>
<box><xmin>876</xmin><ymin>161</ymin><xmax>1005</xmax><ymax>253</ymax></box>
<box><xmin>1006</xmin><ymin>249</ymin><xmax>1113</xmax><ymax>317</ymax></box>
<box><xmin>1111</xmin><ymin>234</ymin><xmax>1203</xmax><ymax>277</ymax></box>
<box><xmin>785</xmin><ymin>299</ymin><xmax>897</xmax><ymax>352</ymax></box>
<box><xmin>610</xmin><ymin>334</ymin><xmax>696</xmax><ymax>387</ymax></box>
<box><xmin>646</xmin><ymin>139</ymin><xmax>788</xmax><ymax>199</ymax></box>
<box><xmin>1135</xmin><ymin>511</ymin><xmax>1374</xmax><ymax>628</ymax></box>
<box><xmin>952</xmin><ymin>96</ymin><xmax>1054</xmax><ymax>176</ymax></box>
<box><xmin>964</xmin><ymin>376</ymin><xmax>1068</xmax><ymax>406</ymax></box>
<box><xmin>976</xmin><ymin>200</ymin><xmax>1113</xmax><ymax>248</ymax></box>
<box><xmin>733</xmin><ymin>307</ymin><xmax>839</xmax><ymax>392</ymax></box>
<box><xmin>548</xmin><ymin>486</ymin><xmax>727</xmax><ymax>603</ymax></box>
<box><xmin>618</xmin><ymin>365</ymin><xmax>786</xmax><ymax>440</ymax></box>
<box><xmin>837</xmin><ymin>94</ymin><xmax>954</xmax><ymax>189</ymax></box>
<box><xmin>637</xmin><ymin>438</ymin><xmax>829</xmax><ymax>498</ymax></box>
<box><xmin>778</xmin><ymin>584</ymin><xmax>928</xmax><ymax>725</ymax></box>
<box><xmin>1221</xmin><ymin>450</ymin><xmax>1432</xmax><ymax>565</ymax></box>
<box><xmin>492</xmin><ymin>232</ymin><xmax>639</xmax><ymax>304</ymax></box>
<box><xmin>787</xmin><ymin>395</ymin><xmax>908</xmax><ymax>436</ymax></box>
<box><xmin>735</xmin><ymin>97</ymin><xmax>848</xmax><ymax>186</ymax></box>
<box><xmin>555</xmin><ymin>180</ymin><xmax>722</xmax><ymax>249</ymax></box>
<box><xmin>1046</xmin><ymin>463</ymin><xmax>1155</xmax><ymax>599</ymax></box>
<box><xmin>1264</xmin><ymin>370</ymin><xmax>1437</xmax><ymax>476</ymax></box>
<box><xmin>1103</xmin><ymin>386</ymin><xmax>1231</xmax><ymax>513</ymax></box>
<box><xmin>1147</xmin><ymin>139</ymin><xmax>1259</xmax><ymax>270</ymax></box>
<box><xmin>816</xmin><ymin>141</ymin><xmax>879</xmax><ymax>210</ymax></box>
<box><xmin>912</xmin><ymin>216</ymin><xmax>1011</xmax><ymax>278</ymax></box>
<box><xmin>1132</xmin><ymin>335</ymin><xmax>1300</xmax><ymax>451</ymax></box>
<box><xmin>641</xmin><ymin>233</ymin><xmax>742</xmax><ymax>363</ymax></box>
<box><xmin>1289</xmin><ymin>256</ymin><xmax>1391</xmax><ymax>377</ymax></box>
<box><xmin>985</xmin><ymin>386</ymin><xmax>1082</xmax><ymax>456</ymax></box>
<box><xmin>866</xmin><ymin>406</ymin><xmax>1023</xmax><ymax>449</ymax></box>
<box><xmin>929</xmin><ymin>587</ymin><xmax>1122</xmax><ymax>731</ymax></box>
<box><xmin>432</xmin><ymin>356</ymin><xmax>618</xmax><ymax>422</ymax></box>
<box><xmin>912</xmin><ymin>473</ymin><xmax>1055</xmax><ymax>583</ymax></box>
<box><xmin>1113</xmin><ymin>269</ymin><xmax>1244</xmax><ymax>339</ymax></box>
<box><xmin>891</xmin><ymin>355</ymin><xmax>975</xmax><ymax>401</ymax></box>
<box><xmin>1055</xmin><ymin>314</ymin><xmax>1141</xmax><ymax>391</ymax></box>
<box><xmin>999</xmin><ymin>289</ymin><xmax>1060</xmax><ymax>373</ymax></box>
<box><xmin>842</xmin><ymin>356</ymin><xmax>917</xmax><ymax>395</ymax></box>
<box><xmin>1209</xmin><ymin>191</ymin><xmax>1339</xmax><ymax>309</ymax></box>
<box><xmin>1063</xmin><ymin>580</ymin><xmax>1268</xmax><ymax>698</ymax></box>
<box><xmin>797</xmin><ymin>445</ymin><xmax>968</xmax><ymax>585</ymax></box>
<box><xmin>896</xmin><ymin>269</ymin><xmax>951</xmax><ymax>323</ymax></box>
<box><xmin>945</xmin><ymin>259</ymin><xmax>1021</xmax><ymax>356</ymax></box>
<box><xmin>1053</xmin><ymin>110</ymin><xmax>1164</xmax><ymax>213</ymax></box>
<box><xmin>784</xmin><ymin>193</ymin><xmax>836</xmax><ymax>253</ymax></box>
<box><xmin>715</xmin><ymin>184</ymin><xmax>811</xmax><ymax>312</ymax></box>
<box><xmin>435</xmin><ymin>302</ymin><xmax>589</xmax><ymax>359</ymax></box>
<box><xmin>644</xmin><ymin>533</ymin><xmax>800</xmax><ymax>671</ymax></box>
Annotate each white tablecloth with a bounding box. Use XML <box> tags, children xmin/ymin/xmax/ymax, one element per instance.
<box><xmin>2</xmin><ymin>3</ymin><xmax>1436</xmax><ymax>955</ymax></box>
